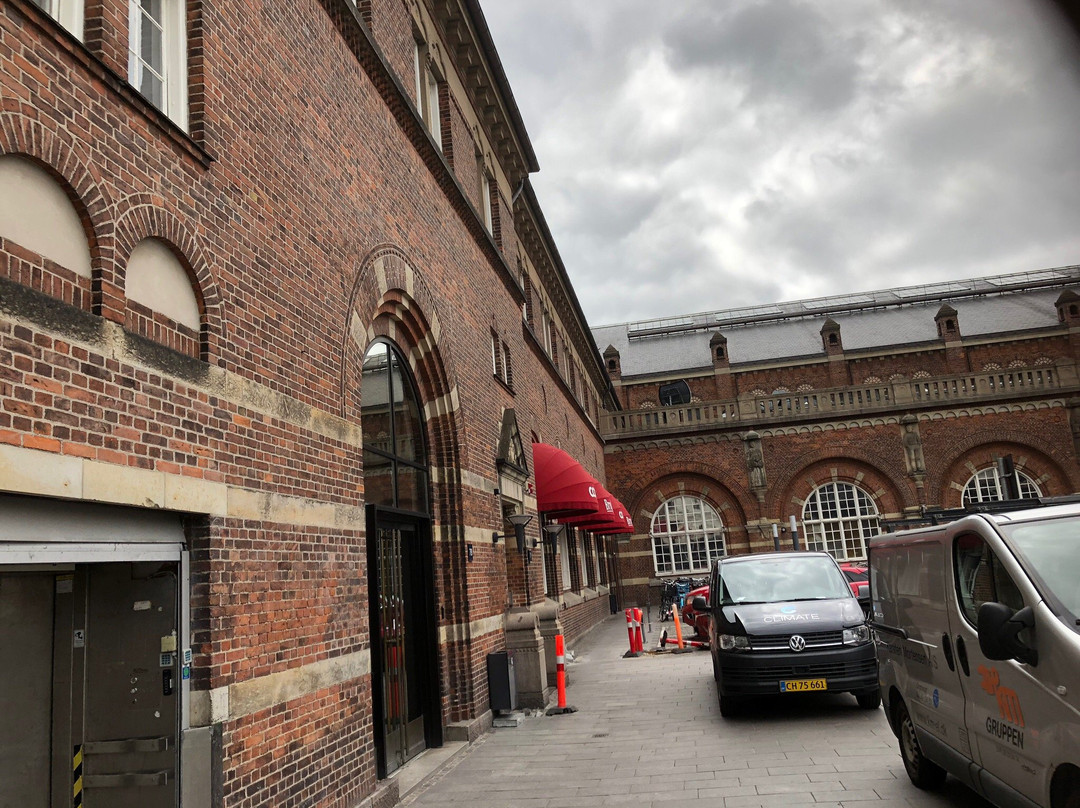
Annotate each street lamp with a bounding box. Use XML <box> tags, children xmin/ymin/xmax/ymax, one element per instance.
<box><xmin>493</xmin><ymin>512</ymin><xmax>533</xmax><ymax>554</ymax></box>
<box><xmin>542</xmin><ymin>523</ymin><xmax>565</xmax><ymax>544</ymax></box>
<box><xmin>495</xmin><ymin>512</ymin><xmax>536</xmax><ymax>606</ymax></box>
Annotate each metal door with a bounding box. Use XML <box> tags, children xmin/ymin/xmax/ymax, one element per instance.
<box><xmin>82</xmin><ymin>562</ymin><xmax>179</xmax><ymax>807</ymax></box>
<box><xmin>0</xmin><ymin>563</ymin><xmax>179</xmax><ymax>808</ymax></box>
<box><xmin>369</xmin><ymin>512</ymin><xmax>436</xmax><ymax>777</ymax></box>
<box><xmin>0</xmin><ymin>572</ymin><xmax>55</xmax><ymax>807</ymax></box>
<box><xmin>949</xmin><ymin>532</ymin><xmax>1044</xmax><ymax>803</ymax></box>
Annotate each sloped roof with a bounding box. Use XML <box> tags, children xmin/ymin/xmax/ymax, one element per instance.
<box><xmin>592</xmin><ymin>267</ymin><xmax>1080</xmax><ymax>378</ymax></box>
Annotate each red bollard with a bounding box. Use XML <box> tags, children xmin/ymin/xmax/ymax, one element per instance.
<box><xmin>545</xmin><ymin>634</ymin><xmax>577</xmax><ymax>715</ymax></box>
<box><xmin>625</xmin><ymin>608</ymin><xmax>637</xmax><ymax>655</ymax></box>
<box><xmin>633</xmin><ymin>607</ymin><xmax>645</xmax><ymax>653</ymax></box>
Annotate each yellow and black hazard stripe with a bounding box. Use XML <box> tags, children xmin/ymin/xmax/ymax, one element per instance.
<box><xmin>73</xmin><ymin>745</ymin><xmax>83</xmax><ymax>807</ymax></box>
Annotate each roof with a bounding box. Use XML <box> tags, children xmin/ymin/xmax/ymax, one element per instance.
<box><xmin>592</xmin><ymin>266</ymin><xmax>1080</xmax><ymax>378</ymax></box>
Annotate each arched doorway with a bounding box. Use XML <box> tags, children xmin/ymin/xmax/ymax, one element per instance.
<box><xmin>361</xmin><ymin>340</ymin><xmax>440</xmax><ymax>777</ymax></box>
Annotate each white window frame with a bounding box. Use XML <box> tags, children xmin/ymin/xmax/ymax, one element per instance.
<box><xmin>481</xmin><ymin>172</ymin><xmax>493</xmax><ymax>234</ymax></box>
<box><xmin>558</xmin><ymin>529</ymin><xmax>571</xmax><ymax>592</ymax></box>
<box><xmin>413</xmin><ymin>40</ymin><xmax>442</xmax><ymax>151</ymax></box>
<box><xmin>578</xmin><ymin>532</ymin><xmax>589</xmax><ymax>587</ymax></box>
<box><xmin>802</xmin><ymin>481</ymin><xmax>880</xmax><ymax>562</ymax></box>
<box><xmin>32</xmin><ymin>0</ymin><xmax>84</xmax><ymax>39</ymax></box>
<box><xmin>501</xmin><ymin>341</ymin><xmax>512</xmax><ymax>388</ymax></box>
<box><xmin>650</xmin><ymin>495</ymin><xmax>726</xmax><ymax>576</ymax></box>
<box><xmin>962</xmin><ymin>467</ymin><xmax>1041</xmax><ymax>504</ymax></box>
<box><xmin>128</xmin><ymin>0</ymin><xmax>188</xmax><ymax>129</ymax></box>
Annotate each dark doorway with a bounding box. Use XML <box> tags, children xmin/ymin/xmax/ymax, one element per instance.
<box><xmin>366</xmin><ymin>508</ymin><xmax>439</xmax><ymax>776</ymax></box>
<box><xmin>361</xmin><ymin>340</ymin><xmax>439</xmax><ymax>777</ymax></box>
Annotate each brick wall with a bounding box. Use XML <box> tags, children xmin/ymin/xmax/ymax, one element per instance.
<box><xmin>605</xmin><ymin>333</ymin><xmax>1080</xmax><ymax>605</ymax></box>
<box><xmin>2</xmin><ymin>0</ymin><xmax>609</xmax><ymax>804</ymax></box>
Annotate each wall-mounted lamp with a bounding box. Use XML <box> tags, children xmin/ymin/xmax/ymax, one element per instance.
<box><xmin>493</xmin><ymin>512</ymin><xmax>534</xmax><ymax>555</ymax></box>
<box><xmin>542</xmin><ymin>523</ymin><xmax>565</xmax><ymax>547</ymax></box>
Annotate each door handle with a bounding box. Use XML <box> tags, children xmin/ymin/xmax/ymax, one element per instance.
<box><xmin>955</xmin><ymin>635</ymin><xmax>971</xmax><ymax>677</ymax></box>
<box><xmin>941</xmin><ymin>633</ymin><xmax>956</xmax><ymax>672</ymax></box>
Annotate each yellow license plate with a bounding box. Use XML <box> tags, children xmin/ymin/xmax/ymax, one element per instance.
<box><xmin>779</xmin><ymin>678</ymin><xmax>827</xmax><ymax>693</ymax></box>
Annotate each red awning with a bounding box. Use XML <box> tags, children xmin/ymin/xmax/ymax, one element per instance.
<box><xmin>561</xmin><ymin>485</ymin><xmax>626</xmax><ymax>533</ymax></box>
<box><xmin>532</xmin><ymin>443</ymin><xmax>600</xmax><ymax>518</ymax></box>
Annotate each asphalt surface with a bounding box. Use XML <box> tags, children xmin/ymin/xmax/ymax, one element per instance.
<box><xmin>402</xmin><ymin>614</ymin><xmax>996</xmax><ymax>808</ymax></box>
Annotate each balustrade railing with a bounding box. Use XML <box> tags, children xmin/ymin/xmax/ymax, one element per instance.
<box><xmin>600</xmin><ymin>362</ymin><xmax>1077</xmax><ymax>437</ymax></box>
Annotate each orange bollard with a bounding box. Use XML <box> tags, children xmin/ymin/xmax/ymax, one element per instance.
<box><xmin>545</xmin><ymin>634</ymin><xmax>577</xmax><ymax>715</ymax></box>
<box><xmin>624</xmin><ymin>608</ymin><xmax>636</xmax><ymax>654</ymax></box>
<box><xmin>672</xmin><ymin>605</ymin><xmax>686</xmax><ymax>649</ymax></box>
<box><xmin>633</xmin><ymin>607</ymin><xmax>645</xmax><ymax>653</ymax></box>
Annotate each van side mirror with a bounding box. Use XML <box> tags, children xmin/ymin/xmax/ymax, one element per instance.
<box><xmin>978</xmin><ymin>602</ymin><xmax>1038</xmax><ymax>666</ymax></box>
<box><xmin>692</xmin><ymin>595</ymin><xmax>708</xmax><ymax>612</ymax></box>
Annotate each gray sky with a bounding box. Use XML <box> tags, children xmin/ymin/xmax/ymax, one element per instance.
<box><xmin>483</xmin><ymin>1</ymin><xmax>1080</xmax><ymax>327</ymax></box>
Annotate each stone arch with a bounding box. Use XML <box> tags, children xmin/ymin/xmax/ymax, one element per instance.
<box><xmin>342</xmin><ymin>243</ymin><xmax>473</xmax><ymax>720</ymax></box>
<box><xmin>934</xmin><ymin>436</ymin><xmax>1075</xmax><ymax>508</ymax></box>
<box><xmin>626</xmin><ymin>469</ymin><xmax>750</xmax><ymax>566</ymax></box>
<box><xmin>772</xmin><ymin>453</ymin><xmax>910</xmax><ymax>520</ymax></box>
<box><xmin>113</xmin><ymin>202</ymin><xmax>223</xmax><ymax>361</ymax></box>
<box><xmin>0</xmin><ymin>112</ymin><xmax>112</xmax><ymax>309</ymax></box>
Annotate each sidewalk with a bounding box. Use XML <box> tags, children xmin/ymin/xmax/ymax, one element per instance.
<box><xmin>401</xmin><ymin>615</ymin><xmax>992</xmax><ymax>808</ymax></box>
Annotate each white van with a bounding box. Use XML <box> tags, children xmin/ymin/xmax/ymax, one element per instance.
<box><xmin>870</xmin><ymin>503</ymin><xmax>1080</xmax><ymax>808</ymax></box>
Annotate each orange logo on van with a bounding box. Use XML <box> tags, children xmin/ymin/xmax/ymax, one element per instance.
<box><xmin>978</xmin><ymin>665</ymin><xmax>1025</xmax><ymax>727</ymax></box>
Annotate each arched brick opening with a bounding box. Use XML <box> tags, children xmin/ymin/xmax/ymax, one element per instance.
<box><xmin>0</xmin><ymin>113</ymin><xmax>113</xmax><ymax>312</ymax></box>
<box><xmin>938</xmin><ymin>439</ymin><xmax>1073</xmax><ymax>509</ymax></box>
<box><xmin>342</xmin><ymin>244</ymin><xmax>476</xmax><ymax>724</ymax></box>
<box><xmin>113</xmin><ymin>203</ymin><xmax>223</xmax><ymax>362</ymax></box>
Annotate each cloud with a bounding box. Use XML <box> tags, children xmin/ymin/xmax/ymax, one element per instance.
<box><xmin>483</xmin><ymin>0</ymin><xmax>1080</xmax><ymax>325</ymax></box>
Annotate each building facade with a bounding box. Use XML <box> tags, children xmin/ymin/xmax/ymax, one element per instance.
<box><xmin>1</xmin><ymin>0</ymin><xmax>619</xmax><ymax>805</ymax></box>
<box><xmin>596</xmin><ymin>269</ymin><xmax>1080</xmax><ymax>607</ymax></box>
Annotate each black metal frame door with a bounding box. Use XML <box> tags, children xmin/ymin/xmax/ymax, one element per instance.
<box><xmin>367</xmin><ymin>505</ymin><xmax>440</xmax><ymax>778</ymax></box>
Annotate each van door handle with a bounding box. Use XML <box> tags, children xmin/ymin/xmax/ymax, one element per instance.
<box><xmin>955</xmin><ymin>635</ymin><xmax>970</xmax><ymax>677</ymax></box>
<box><xmin>941</xmin><ymin>634</ymin><xmax>956</xmax><ymax>672</ymax></box>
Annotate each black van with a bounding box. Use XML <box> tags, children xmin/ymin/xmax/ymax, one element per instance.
<box><xmin>697</xmin><ymin>551</ymin><xmax>879</xmax><ymax>717</ymax></box>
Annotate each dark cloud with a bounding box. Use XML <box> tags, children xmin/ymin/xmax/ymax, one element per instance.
<box><xmin>483</xmin><ymin>1</ymin><xmax>1080</xmax><ymax>325</ymax></box>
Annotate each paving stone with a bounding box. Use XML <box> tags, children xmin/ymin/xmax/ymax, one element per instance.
<box><xmin>399</xmin><ymin>618</ymin><xmax>993</xmax><ymax>808</ymax></box>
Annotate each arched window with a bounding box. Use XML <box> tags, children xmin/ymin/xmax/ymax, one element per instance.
<box><xmin>650</xmin><ymin>495</ymin><xmax>725</xmax><ymax>575</ymax></box>
<box><xmin>361</xmin><ymin>340</ymin><xmax>428</xmax><ymax>512</ymax></box>
<box><xmin>962</xmin><ymin>467</ymin><xmax>1041</xmax><ymax>505</ymax></box>
<box><xmin>658</xmin><ymin>380</ymin><xmax>691</xmax><ymax>407</ymax></box>
<box><xmin>802</xmin><ymin>482</ymin><xmax>880</xmax><ymax>562</ymax></box>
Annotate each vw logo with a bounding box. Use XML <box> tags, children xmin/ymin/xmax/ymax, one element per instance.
<box><xmin>789</xmin><ymin>635</ymin><xmax>806</xmax><ymax>652</ymax></box>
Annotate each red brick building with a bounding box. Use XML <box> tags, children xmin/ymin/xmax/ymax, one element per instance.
<box><xmin>0</xmin><ymin>0</ymin><xmax>617</xmax><ymax>805</ymax></box>
<box><xmin>596</xmin><ymin>269</ymin><xmax>1080</xmax><ymax>608</ymax></box>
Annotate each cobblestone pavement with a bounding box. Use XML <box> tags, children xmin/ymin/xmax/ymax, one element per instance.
<box><xmin>402</xmin><ymin>614</ymin><xmax>996</xmax><ymax>808</ymax></box>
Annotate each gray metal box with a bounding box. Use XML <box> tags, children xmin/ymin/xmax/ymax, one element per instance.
<box><xmin>486</xmin><ymin>651</ymin><xmax>517</xmax><ymax>712</ymax></box>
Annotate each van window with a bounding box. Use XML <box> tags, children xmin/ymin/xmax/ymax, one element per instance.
<box><xmin>954</xmin><ymin>533</ymin><xmax>1024</xmax><ymax>625</ymax></box>
<box><xmin>1003</xmin><ymin>518</ymin><xmax>1080</xmax><ymax>619</ymax></box>
<box><xmin>719</xmin><ymin>555</ymin><xmax>850</xmax><ymax>605</ymax></box>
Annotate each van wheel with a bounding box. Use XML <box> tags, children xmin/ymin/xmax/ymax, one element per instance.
<box><xmin>855</xmin><ymin>690</ymin><xmax>881</xmax><ymax>710</ymax></box>
<box><xmin>718</xmin><ymin>690</ymin><xmax>739</xmax><ymax>718</ymax></box>
<box><xmin>896</xmin><ymin>701</ymin><xmax>946</xmax><ymax>789</ymax></box>
<box><xmin>711</xmin><ymin>652</ymin><xmax>720</xmax><ymax>682</ymax></box>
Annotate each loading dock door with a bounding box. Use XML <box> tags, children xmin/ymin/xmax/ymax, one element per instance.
<box><xmin>0</xmin><ymin>572</ymin><xmax>54</xmax><ymax>808</ymax></box>
<box><xmin>0</xmin><ymin>561</ymin><xmax>180</xmax><ymax>808</ymax></box>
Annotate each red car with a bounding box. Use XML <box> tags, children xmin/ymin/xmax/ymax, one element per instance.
<box><xmin>679</xmin><ymin>584</ymin><xmax>710</xmax><ymax>638</ymax></box>
<box><xmin>840</xmin><ymin>563</ymin><xmax>869</xmax><ymax>598</ymax></box>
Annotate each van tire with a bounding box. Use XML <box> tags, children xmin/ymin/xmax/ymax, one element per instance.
<box><xmin>855</xmin><ymin>690</ymin><xmax>881</xmax><ymax>710</ymax></box>
<box><xmin>718</xmin><ymin>690</ymin><xmax>739</xmax><ymax>718</ymax></box>
<box><xmin>711</xmin><ymin>652</ymin><xmax>720</xmax><ymax>681</ymax></box>
<box><xmin>896</xmin><ymin>701</ymin><xmax>946</xmax><ymax>789</ymax></box>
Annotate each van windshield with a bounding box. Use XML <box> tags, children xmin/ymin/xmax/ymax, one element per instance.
<box><xmin>1003</xmin><ymin>519</ymin><xmax>1080</xmax><ymax>619</ymax></box>
<box><xmin>720</xmin><ymin>555</ymin><xmax>852</xmax><ymax>605</ymax></box>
